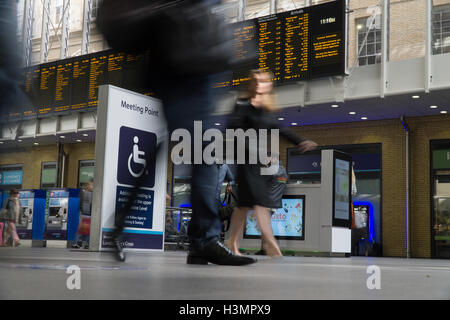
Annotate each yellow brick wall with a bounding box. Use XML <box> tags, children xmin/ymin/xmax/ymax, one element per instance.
<box><xmin>407</xmin><ymin>115</ymin><xmax>450</xmax><ymax>258</ymax></box>
<box><xmin>279</xmin><ymin>118</ymin><xmax>407</xmax><ymax>257</ymax></box>
<box><xmin>0</xmin><ymin>145</ymin><xmax>58</xmax><ymax>189</ymax></box>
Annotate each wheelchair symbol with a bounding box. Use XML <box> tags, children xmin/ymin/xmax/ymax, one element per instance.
<box><xmin>128</xmin><ymin>136</ymin><xmax>149</xmax><ymax>178</ymax></box>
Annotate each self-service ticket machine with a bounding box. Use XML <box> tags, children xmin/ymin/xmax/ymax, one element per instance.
<box><xmin>39</xmin><ymin>189</ymin><xmax>80</xmax><ymax>248</ymax></box>
<box><xmin>239</xmin><ymin>149</ymin><xmax>353</xmax><ymax>256</ymax></box>
<box><xmin>15</xmin><ymin>190</ymin><xmax>46</xmax><ymax>246</ymax></box>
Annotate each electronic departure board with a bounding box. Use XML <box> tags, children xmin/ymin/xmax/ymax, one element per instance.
<box><xmin>39</xmin><ymin>62</ymin><xmax>57</xmax><ymax>115</ymax></box>
<box><xmin>7</xmin><ymin>0</ymin><xmax>345</xmax><ymax>121</ymax></box>
<box><xmin>108</xmin><ymin>51</ymin><xmax>125</xmax><ymax>88</ymax></box>
<box><xmin>23</xmin><ymin>65</ymin><xmax>40</xmax><ymax>118</ymax></box>
<box><xmin>88</xmin><ymin>52</ymin><xmax>108</xmax><ymax>109</ymax></box>
<box><xmin>54</xmin><ymin>58</ymin><xmax>72</xmax><ymax>113</ymax></box>
<box><xmin>71</xmin><ymin>55</ymin><xmax>90</xmax><ymax>111</ymax></box>
<box><xmin>230</xmin><ymin>0</ymin><xmax>345</xmax><ymax>86</ymax></box>
<box><xmin>123</xmin><ymin>52</ymin><xmax>148</xmax><ymax>94</ymax></box>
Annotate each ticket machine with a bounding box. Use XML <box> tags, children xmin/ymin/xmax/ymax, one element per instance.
<box><xmin>42</xmin><ymin>189</ymin><xmax>80</xmax><ymax>247</ymax></box>
<box><xmin>14</xmin><ymin>190</ymin><xmax>46</xmax><ymax>246</ymax></box>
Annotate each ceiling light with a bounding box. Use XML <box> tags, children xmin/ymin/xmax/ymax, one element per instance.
<box><xmin>412</xmin><ymin>95</ymin><xmax>420</xmax><ymax>99</ymax></box>
<box><xmin>440</xmin><ymin>110</ymin><xmax>447</xmax><ymax>114</ymax></box>
<box><xmin>83</xmin><ymin>133</ymin><xmax>89</xmax><ymax>137</ymax></box>
<box><xmin>278</xmin><ymin>117</ymin><xmax>284</xmax><ymax>121</ymax></box>
<box><xmin>76</xmin><ymin>139</ymin><xmax>82</xmax><ymax>142</ymax></box>
<box><xmin>361</xmin><ymin>117</ymin><xmax>368</xmax><ymax>120</ymax></box>
<box><xmin>60</xmin><ymin>135</ymin><xmax>65</xmax><ymax>139</ymax></box>
<box><xmin>214</xmin><ymin>123</ymin><xmax>221</xmax><ymax>126</ymax></box>
<box><xmin>33</xmin><ymin>142</ymin><xmax>39</xmax><ymax>145</ymax></box>
<box><xmin>18</xmin><ymin>139</ymin><xmax>22</xmax><ymax>142</ymax></box>
<box><xmin>331</xmin><ymin>104</ymin><xmax>339</xmax><ymax>108</ymax></box>
<box><xmin>349</xmin><ymin>112</ymin><xmax>356</xmax><ymax>115</ymax></box>
<box><xmin>0</xmin><ymin>141</ymin><xmax>4</xmax><ymax>144</ymax></box>
<box><xmin>430</xmin><ymin>105</ymin><xmax>438</xmax><ymax>109</ymax></box>
<box><xmin>291</xmin><ymin>122</ymin><xmax>298</xmax><ymax>126</ymax></box>
<box><xmin>357</xmin><ymin>24</ymin><xmax>363</xmax><ymax>30</ymax></box>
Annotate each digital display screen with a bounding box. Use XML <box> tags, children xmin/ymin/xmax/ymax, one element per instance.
<box><xmin>54</xmin><ymin>59</ymin><xmax>72</xmax><ymax>113</ymax></box>
<box><xmin>49</xmin><ymin>198</ymin><xmax>62</xmax><ymax>207</ymax></box>
<box><xmin>10</xmin><ymin>0</ymin><xmax>345</xmax><ymax>120</ymax></box>
<box><xmin>88</xmin><ymin>52</ymin><xmax>108</xmax><ymax>109</ymax></box>
<box><xmin>23</xmin><ymin>65</ymin><xmax>40</xmax><ymax>118</ymax></box>
<box><xmin>353</xmin><ymin>204</ymin><xmax>369</xmax><ymax>229</ymax></box>
<box><xmin>107</xmin><ymin>51</ymin><xmax>125</xmax><ymax>88</ymax></box>
<box><xmin>123</xmin><ymin>52</ymin><xmax>147</xmax><ymax>94</ymax></box>
<box><xmin>334</xmin><ymin>158</ymin><xmax>350</xmax><ymax>220</ymax></box>
<box><xmin>230</xmin><ymin>0</ymin><xmax>345</xmax><ymax>86</ymax></box>
<box><xmin>244</xmin><ymin>196</ymin><xmax>305</xmax><ymax>240</ymax></box>
<box><xmin>39</xmin><ymin>62</ymin><xmax>57</xmax><ymax>116</ymax></box>
<box><xmin>71</xmin><ymin>55</ymin><xmax>90</xmax><ymax>111</ymax></box>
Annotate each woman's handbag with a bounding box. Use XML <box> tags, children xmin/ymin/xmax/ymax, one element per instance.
<box><xmin>78</xmin><ymin>215</ymin><xmax>91</xmax><ymax>236</ymax></box>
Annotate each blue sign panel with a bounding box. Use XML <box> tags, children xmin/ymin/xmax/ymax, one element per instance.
<box><xmin>0</xmin><ymin>171</ymin><xmax>23</xmax><ymax>185</ymax></box>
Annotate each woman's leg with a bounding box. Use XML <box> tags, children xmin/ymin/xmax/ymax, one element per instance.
<box><xmin>225</xmin><ymin>207</ymin><xmax>250</xmax><ymax>255</ymax></box>
<box><xmin>254</xmin><ymin>205</ymin><xmax>282</xmax><ymax>257</ymax></box>
<box><xmin>6</xmin><ymin>222</ymin><xmax>20</xmax><ymax>246</ymax></box>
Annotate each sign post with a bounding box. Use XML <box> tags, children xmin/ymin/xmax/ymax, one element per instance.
<box><xmin>91</xmin><ymin>85</ymin><xmax>168</xmax><ymax>252</ymax></box>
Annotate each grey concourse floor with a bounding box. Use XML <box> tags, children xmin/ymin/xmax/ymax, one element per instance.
<box><xmin>0</xmin><ymin>247</ymin><xmax>449</xmax><ymax>300</ymax></box>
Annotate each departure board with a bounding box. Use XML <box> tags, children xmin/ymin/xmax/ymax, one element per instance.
<box><xmin>54</xmin><ymin>59</ymin><xmax>72</xmax><ymax>113</ymax></box>
<box><xmin>123</xmin><ymin>52</ymin><xmax>147</xmax><ymax>94</ymax></box>
<box><xmin>107</xmin><ymin>51</ymin><xmax>125</xmax><ymax>88</ymax></box>
<box><xmin>23</xmin><ymin>66</ymin><xmax>40</xmax><ymax>118</ymax></box>
<box><xmin>257</xmin><ymin>15</ymin><xmax>282</xmax><ymax>81</ymax></box>
<box><xmin>88</xmin><ymin>52</ymin><xmax>108</xmax><ymax>109</ymax></box>
<box><xmin>230</xmin><ymin>0</ymin><xmax>346</xmax><ymax>86</ymax></box>
<box><xmin>7</xmin><ymin>0</ymin><xmax>345</xmax><ymax>122</ymax></box>
<box><xmin>71</xmin><ymin>55</ymin><xmax>90</xmax><ymax>111</ymax></box>
<box><xmin>39</xmin><ymin>62</ymin><xmax>57</xmax><ymax>116</ymax></box>
<box><xmin>282</xmin><ymin>9</ymin><xmax>309</xmax><ymax>81</ymax></box>
<box><xmin>309</xmin><ymin>0</ymin><xmax>345</xmax><ymax>78</ymax></box>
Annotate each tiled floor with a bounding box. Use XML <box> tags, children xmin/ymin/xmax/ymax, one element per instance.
<box><xmin>0</xmin><ymin>247</ymin><xmax>449</xmax><ymax>299</ymax></box>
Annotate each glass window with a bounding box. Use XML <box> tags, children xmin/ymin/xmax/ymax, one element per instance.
<box><xmin>433</xmin><ymin>4</ymin><xmax>450</xmax><ymax>55</ymax></box>
<box><xmin>78</xmin><ymin>160</ymin><xmax>95</xmax><ymax>188</ymax></box>
<box><xmin>41</xmin><ymin>162</ymin><xmax>57</xmax><ymax>189</ymax></box>
<box><xmin>356</xmin><ymin>16</ymin><xmax>382</xmax><ymax>66</ymax></box>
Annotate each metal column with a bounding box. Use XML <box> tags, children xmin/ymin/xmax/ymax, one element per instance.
<box><xmin>60</xmin><ymin>0</ymin><xmax>71</xmax><ymax>59</ymax></box>
<box><xmin>380</xmin><ymin>0</ymin><xmax>389</xmax><ymax>98</ymax></box>
<box><xmin>40</xmin><ymin>0</ymin><xmax>50</xmax><ymax>63</ymax></box>
<box><xmin>237</xmin><ymin>0</ymin><xmax>246</xmax><ymax>22</ymax></box>
<box><xmin>22</xmin><ymin>0</ymin><xmax>35</xmax><ymax>67</ymax></box>
<box><xmin>81</xmin><ymin>0</ymin><xmax>92</xmax><ymax>55</ymax></box>
<box><xmin>270</xmin><ymin>0</ymin><xmax>277</xmax><ymax>14</ymax></box>
<box><xmin>425</xmin><ymin>0</ymin><xmax>432</xmax><ymax>93</ymax></box>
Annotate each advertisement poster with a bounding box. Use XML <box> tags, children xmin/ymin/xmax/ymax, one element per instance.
<box><xmin>334</xmin><ymin>158</ymin><xmax>350</xmax><ymax>220</ymax></box>
<box><xmin>245</xmin><ymin>197</ymin><xmax>305</xmax><ymax>239</ymax></box>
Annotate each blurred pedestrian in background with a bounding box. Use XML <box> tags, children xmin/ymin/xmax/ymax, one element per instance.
<box><xmin>73</xmin><ymin>179</ymin><xmax>94</xmax><ymax>249</ymax></box>
<box><xmin>226</xmin><ymin>70</ymin><xmax>317</xmax><ymax>258</ymax></box>
<box><xmin>0</xmin><ymin>189</ymin><xmax>22</xmax><ymax>247</ymax></box>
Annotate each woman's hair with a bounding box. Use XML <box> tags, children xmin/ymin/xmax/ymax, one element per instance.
<box><xmin>243</xmin><ymin>69</ymin><xmax>278</xmax><ymax>112</ymax></box>
<box><xmin>10</xmin><ymin>189</ymin><xmax>19</xmax><ymax>196</ymax></box>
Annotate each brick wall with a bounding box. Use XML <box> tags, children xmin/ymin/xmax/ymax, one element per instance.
<box><xmin>279</xmin><ymin>118</ymin><xmax>408</xmax><ymax>257</ymax></box>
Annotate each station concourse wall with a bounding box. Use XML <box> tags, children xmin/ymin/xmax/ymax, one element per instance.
<box><xmin>1</xmin><ymin>115</ymin><xmax>450</xmax><ymax>258</ymax></box>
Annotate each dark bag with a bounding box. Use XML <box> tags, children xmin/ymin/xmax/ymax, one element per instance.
<box><xmin>267</xmin><ymin>165</ymin><xmax>288</xmax><ymax>209</ymax></box>
<box><xmin>218</xmin><ymin>192</ymin><xmax>236</xmax><ymax>221</ymax></box>
<box><xmin>97</xmin><ymin>0</ymin><xmax>235</xmax><ymax>76</ymax></box>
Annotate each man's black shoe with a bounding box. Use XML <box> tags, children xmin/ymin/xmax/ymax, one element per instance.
<box><xmin>187</xmin><ymin>241</ymin><xmax>257</xmax><ymax>266</ymax></box>
<box><xmin>113</xmin><ymin>237</ymin><xmax>126</xmax><ymax>262</ymax></box>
